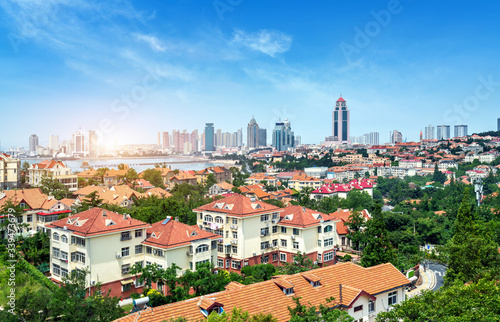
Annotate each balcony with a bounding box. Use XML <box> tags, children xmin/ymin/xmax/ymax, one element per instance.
<box><xmin>120</xmin><ymin>235</ymin><xmax>132</xmax><ymax>241</ymax></box>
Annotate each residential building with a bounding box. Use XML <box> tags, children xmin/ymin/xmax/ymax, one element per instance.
<box><xmin>454</xmin><ymin>125</ymin><xmax>468</xmax><ymax>138</ymax></box>
<box><xmin>0</xmin><ymin>153</ymin><xmax>20</xmax><ymax>189</ymax></box>
<box><xmin>29</xmin><ymin>160</ymin><xmax>78</xmax><ymax>191</ymax></box>
<box><xmin>311</xmin><ymin>179</ymin><xmax>374</xmax><ymax>200</ymax></box>
<box><xmin>368</xmin><ymin>132</ymin><xmax>379</xmax><ymax>145</ymax></box>
<box><xmin>169</xmin><ymin>171</ymin><xmax>198</xmax><ymax>189</ymax></box>
<box><xmin>46</xmin><ymin>208</ymin><xmax>151</xmax><ymax>298</ymax></box>
<box><xmin>49</xmin><ymin>135</ymin><xmax>59</xmax><ymax>151</ymax></box>
<box><xmin>399</xmin><ymin>159</ymin><xmax>423</xmax><ymax>169</ymax></box>
<box><xmin>436</xmin><ymin>125</ymin><xmax>450</xmax><ymax>140</ymax></box>
<box><xmin>288</xmin><ymin>173</ymin><xmax>322</xmax><ymax>191</ymax></box>
<box><xmin>204</xmin><ymin>123</ymin><xmax>215</xmax><ymax>152</ymax></box>
<box><xmin>73</xmin><ymin>129</ymin><xmax>85</xmax><ymax>156</ymax></box>
<box><xmin>162</xmin><ymin>132</ymin><xmax>170</xmax><ymax>150</ymax></box>
<box><xmin>295</xmin><ymin>135</ymin><xmax>301</xmax><ymax>146</ymax></box>
<box><xmin>272</xmin><ymin>119</ymin><xmax>294</xmax><ymax>152</ymax></box>
<box><xmin>304</xmin><ymin>167</ymin><xmax>328</xmax><ymax>179</ymax></box>
<box><xmin>209</xmin><ymin>182</ymin><xmax>234</xmax><ymax>196</ymax></box>
<box><xmin>330</xmin><ymin>209</ymin><xmax>371</xmax><ymax>249</ymax></box>
<box><xmin>331</xmin><ymin>96</ymin><xmax>350</xmax><ymax>145</ymax></box>
<box><xmin>195</xmin><ymin>166</ymin><xmax>232</xmax><ymax>185</ymax></box>
<box><xmin>247</xmin><ymin>117</ymin><xmax>259</xmax><ymax>149</ymax></box>
<box><xmin>376</xmin><ymin>167</ymin><xmax>416</xmax><ymax>179</ymax></box>
<box><xmin>237</xmin><ymin>128</ymin><xmax>243</xmax><ymax>147</ymax></box>
<box><xmin>116</xmin><ymin>262</ymin><xmax>410</xmax><ymax>322</ymax></box>
<box><xmin>424</xmin><ymin>125</ymin><xmax>435</xmax><ymax>140</ymax></box>
<box><xmin>29</xmin><ymin>134</ymin><xmax>39</xmax><ymax>153</ymax></box>
<box><xmin>245</xmin><ymin>173</ymin><xmax>277</xmax><ymax>186</ymax></box>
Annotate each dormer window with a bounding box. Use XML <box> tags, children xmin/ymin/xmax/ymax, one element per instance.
<box><xmin>311</xmin><ymin>281</ymin><xmax>321</xmax><ymax>287</ymax></box>
<box><xmin>283</xmin><ymin>287</ymin><xmax>294</xmax><ymax>295</ymax></box>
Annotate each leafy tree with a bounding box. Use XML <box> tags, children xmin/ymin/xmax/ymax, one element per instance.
<box><xmin>263</xmin><ymin>199</ymin><xmax>285</xmax><ymax>208</ymax></box>
<box><xmin>346</xmin><ymin>211</ymin><xmax>366</xmax><ymax>251</ymax></box>
<box><xmin>287</xmin><ymin>297</ymin><xmax>354</xmax><ymax>322</ymax></box>
<box><xmin>204</xmin><ymin>173</ymin><xmax>218</xmax><ymax>192</ymax></box>
<box><xmin>432</xmin><ymin>164</ymin><xmax>446</xmax><ymax>184</ymax></box>
<box><xmin>360</xmin><ymin>204</ymin><xmax>395</xmax><ymax>267</ymax></box>
<box><xmin>142</xmin><ymin>168</ymin><xmax>165</xmax><ymax>188</ymax></box>
<box><xmin>39</xmin><ymin>176</ymin><xmax>70</xmax><ymax>199</ymax></box>
<box><xmin>81</xmin><ymin>191</ymin><xmax>103</xmax><ymax>209</ymax></box>
<box><xmin>94</xmin><ymin>167</ymin><xmax>109</xmax><ymax>183</ymax></box>
<box><xmin>117</xmin><ymin>163</ymin><xmax>127</xmax><ymax>170</ymax></box>
<box><xmin>278</xmin><ymin>251</ymin><xmax>318</xmax><ymax>275</ymax></box>
<box><xmin>119</xmin><ymin>168</ymin><xmax>139</xmax><ymax>186</ymax></box>
<box><xmin>207</xmin><ymin>307</ymin><xmax>277</xmax><ymax>322</ymax></box>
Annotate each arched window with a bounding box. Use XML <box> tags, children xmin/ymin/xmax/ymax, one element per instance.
<box><xmin>204</xmin><ymin>215</ymin><xmax>213</xmax><ymax>223</ymax></box>
<box><xmin>196</xmin><ymin>244</ymin><xmax>209</xmax><ymax>254</ymax></box>
<box><xmin>324</xmin><ymin>225</ymin><xmax>333</xmax><ymax>233</ymax></box>
<box><xmin>53</xmin><ymin>232</ymin><xmax>59</xmax><ymax>241</ymax></box>
<box><xmin>215</xmin><ymin>216</ymin><xmax>223</xmax><ymax>223</ymax></box>
<box><xmin>61</xmin><ymin>235</ymin><xmax>68</xmax><ymax>243</ymax></box>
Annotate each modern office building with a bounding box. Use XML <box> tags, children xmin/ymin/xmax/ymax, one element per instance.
<box><xmin>332</xmin><ymin>96</ymin><xmax>350</xmax><ymax>144</ymax></box>
<box><xmin>454</xmin><ymin>125</ymin><xmax>468</xmax><ymax>138</ymax></box>
<box><xmin>88</xmin><ymin>130</ymin><xmax>98</xmax><ymax>157</ymax></box>
<box><xmin>49</xmin><ymin>135</ymin><xmax>59</xmax><ymax>151</ymax></box>
<box><xmin>391</xmin><ymin>130</ymin><xmax>403</xmax><ymax>144</ymax></box>
<box><xmin>204</xmin><ymin>123</ymin><xmax>215</xmax><ymax>151</ymax></box>
<box><xmin>237</xmin><ymin>128</ymin><xmax>243</xmax><ymax>147</ymax></box>
<box><xmin>497</xmin><ymin>118</ymin><xmax>500</xmax><ymax>131</ymax></box>
<box><xmin>259</xmin><ymin>129</ymin><xmax>267</xmax><ymax>147</ymax></box>
<box><xmin>272</xmin><ymin>119</ymin><xmax>295</xmax><ymax>152</ymax></box>
<box><xmin>72</xmin><ymin>129</ymin><xmax>85</xmax><ymax>156</ymax></box>
<box><xmin>247</xmin><ymin>117</ymin><xmax>260</xmax><ymax>149</ymax></box>
<box><xmin>436</xmin><ymin>125</ymin><xmax>450</xmax><ymax>140</ymax></box>
<box><xmin>29</xmin><ymin>134</ymin><xmax>39</xmax><ymax>153</ymax></box>
<box><xmin>424</xmin><ymin>124</ymin><xmax>435</xmax><ymax>140</ymax></box>
<box><xmin>368</xmin><ymin>132</ymin><xmax>379</xmax><ymax>145</ymax></box>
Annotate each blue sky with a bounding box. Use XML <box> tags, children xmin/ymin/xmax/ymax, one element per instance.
<box><xmin>1</xmin><ymin>0</ymin><xmax>500</xmax><ymax>148</ymax></box>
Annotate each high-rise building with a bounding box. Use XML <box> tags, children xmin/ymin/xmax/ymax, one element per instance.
<box><xmin>29</xmin><ymin>134</ymin><xmax>38</xmax><ymax>152</ymax></box>
<box><xmin>424</xmin><ymin>124</ymin><xmax>435</xmax><ymax>140</ymax></box>
<box><xmin>295</xmin><ymin>135</ymin><xmax>301</xmax><ymax>146</ymax></box>
<box><xmin>332</xmin><ymin>96</ymin><xmax>350</xmax><ymax>144</ymax></box>
<box><xmin>247</xmin><ymin>117</ymin><xmax>259</xmax><ymax>149</ymax></box>
<box><xmin>259</xmin><ymin>129</ymin><xmax>267</xmax><ymax>147</ymax></box>
<box><xmin>157</xmin><ymin>132</ymin><xmax>161</xmax><ymax>147</ymax></box>
<box><xmin>162</xmin><ymin>132</ymin><xmax>170</xmax><ymax>149</ymax></box>
<box><xmin>73</xmin><ymin>129</ymin><xmax>85</xmax><ymax>155</ymax></box>
<box><xmin>368</xmin><ymin>132</ymin><xmax>379</xmax><ymax>145</ymax></box>
<box><xmin>190</xmin><ymin>130</ymin><xmax>199</xmax><ymax>152</ymax></box>
<box><xmin>49</xmin><ymin>135</ymin><xmax>59</xmax><ymax>151</ymax></box>
<box><xmin>216</xmin><ymin>129</ymin><xmax>222</xmax><ymax>147</ymax></box>
<box><xmin>272</xmin><ymin>119</ymin><xmax>294</xmax><ymax>151</ymax></box>
<box><xmin>436</xmin><ymin>125</ymin><xmax>450</xmax><ymax>140</ymax></box>
<box><xmin>88</xmin><ymin>130</ymin><xmax>98</xmax><ymax>157</ymax></box>
<box><xmin>454</xmin><ymin>125</ymin><xmax>468</xmax><ymax>138</ymax></box>
<box><xmin>237</xmin><ymin>128</ymin><xmax>243</xmax><ymax>147</ymax></box>
<box><xmin>204</xmin><ymin>123</ymin><xmax>215</xmax><ymax>151</ymax></box>
<box><xmin>391</xmin><ymin>130</ymin><xmax>402</xmax><ymax>144</ymax></box>
<box><xmin>497</xmin><ymin>118</ymin><xmax>500</xmax><ymax>131</ymax></box>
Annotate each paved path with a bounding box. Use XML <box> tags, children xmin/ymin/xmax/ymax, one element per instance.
<box><xmin>406</xmin><ymin>265</ymin><xmax>437</xmax><ymax>298</ymax></box>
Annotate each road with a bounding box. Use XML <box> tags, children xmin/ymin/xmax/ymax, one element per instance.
<box><xmin>427</xmin><ymin>262</ymin><xmax>446</xmax><ymax>291</ymax></box>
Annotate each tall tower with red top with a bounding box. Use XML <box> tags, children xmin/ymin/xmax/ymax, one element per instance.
<box><xmin>332</xmin><ymin>96</ymin><xmax>350</xmax><ymax>144</ymax></box>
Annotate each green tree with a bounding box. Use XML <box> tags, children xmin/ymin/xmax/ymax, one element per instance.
<box><xmin>204</xmin><ymin>173</ymin><xmax>218</xmax><ymax>192</ymax></box>
<box><xmin>278</xmin><ymin>251</ymin><xmax>318</xmax><ymax>275</ymax></box>
<box><xmin>207</xmin><ymin>307</ymin><xmax>277</xmax><ymax>322</ymax></box>
<box><xmin>360</xmin><ymin>204</ymin><xmax>395</xmax><ymax>267</ymax></box>
<box><xmin>346</xmin><ymin>211</ymin><xmax>366</xmax><ymax>251</ymax></box>
<box><xmin>287</xmin><ymin>297</ymin><xmax>354</xmax><ymax>322</ymax></box>
<box><xmin>94</xmin><ymin>167</ymin><xmax>109</xmax><ymax>183</ymax></box>
<box><xmin>81</xmin><ymin>191</ymin><xmax>103</xmax><ymax>209</ymax></box>
<box><xmin>39</xmin><ymin>176</ymin><xmax>70</xmax><ymax>199</ymax></box>
<box><xmin>142</xmin><ymin>168</ymin><xmax>165</xmax><ymax>188</ymax></box>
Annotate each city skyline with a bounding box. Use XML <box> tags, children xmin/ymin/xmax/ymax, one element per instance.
<box><xmin>1</xmin><ymin>1</ymin><xmax>500</xmax><ymax>148</ymax></box>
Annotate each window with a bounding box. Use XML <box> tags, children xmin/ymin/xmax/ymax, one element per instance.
<box><xmin>354</xmin><ymin>305</ymin><xmax>363</xmax><ymax>313</ymax></box>
<box><xmin>135</xmin><ymin>279</ymin><xmax>144</xmax><ymax>288</ymax></box>
<box><xmin>135</xmin><ymin>229</ymin><xmax>142</xmax><ymax>238</ymax></box>
<box><xmin>218</xmin><ymin>258</ymin><xmax>224</xmax><ymax>268</ymax></box>
<box><xmin>318</xmin><ymin>240</ymin><xmax>322</xmax><ymax>247</ymax></box>
<box><xmin>281</xmin><ymin>239</ymin><xmax>287</xmax><ymax>247</ymax></box>
<box><xmin>200</xmin><ymin>213</ymin><xmax>203</xmax><ymax>220</ymax></box>
<box><xmin>324</xmin><ymin>238</ymin><xmax>333</xmax><ymax>247</ymax></box>
<box><xmin>217</xmin><ymin>244</ymin><xmax>223</xmax><ymax>253</ymax></box>
<box><xmin>146</xmin><ymin>246</ymin><xmax>152</xmax><ymax>254</ymax></box>
<box><xmin>281</xmin><ymin>227</ymin><xmax>287</xmax><ymax>233</ymax></box>
<box><xmin>283</xmin><ymin>288</ymin><xmax>294</xmax><ymax>295</ymax></box>
<box><xmin>196</xmin><ymin>244</ymin><xmax>209</xmax><ymax>253</ymax></box>
<box><xmin>293</xmin><ymin>228</ymin><xmax>299</xmax><ymax>236</ymax></box>
<box><xmin>232</xmin><ymin>246</ymin><xmax>238</xmax><ymax>253</ymax></box>
<box><xmin>215</xmin><ymin>229</ymin><xmax>223</xmax><ymax>236</ymax></box>
<box><xmin>261</xmin><ymin>241</ymin><xmax>270</xmax><ymax>250</ymax></box>
<box><xmin>156</xmin><ymin>249</ymin><xmax>163</xmax><ymax>257</ymax></box>
<box><xmin>121</xmin><ymin>247</ymin><xmax>130</xmax><ymax>257</ymax></box>
<box><xmin>260</xmin><ymin>214</ymin><xmax>269</xmax><ymax>222</ymax></box>
<box><xmin>293</xmin><ymin>242</ymin><xmax>299</xmax><ymax>249</ymax></box>
<box><xmin>27</xmin><ymin>214</ymin><xmax>33</xmax><ymax>222</ymax></box>
<box><xmin>226</xmin><ymin>231</ymin><xmax>229</xmax><ymax>238</ymax></box>
<box><xmin>225</xmin><ymin>259</ymin><xmax>230</xmax><ymax>268</ymax></box>
<box><xmin>261</xmin><ymin>255</ymin><xmax>269</xmax><ymax>264</ymax></box>
<box><xmin>342</xmin><ymin>237</ymin><xmax>346</xmax><ymax>246</ymax></box>
<box><xmin>53</xmin><ymin>263</ymin><xmax>60</xmax><ymax>276</ymax></box>
<box><xmin>368</xmin><ymin>300</ymin><xmax>375</xmax><ymax>313</ymax></box>
<box><xmin>135</xmin><ymin>245</ymin><xmax>143</xmax><ymax>254</ymax></box>
<box><xmin>388</xmin><ymin>291</ymin><xmax>397</xmax><ymax>305</ymax></box>
<box><xmin>260</xmin><ymin>227</ymin><xmax>269</xmax><ymax>236</ymax></box>
<box><xmin>146</xmin><ymin>261</ymin><xmax>152</xmax><ymax>267</ymax></box>
<box><xmin>211</xmin><ymin>240</ymin><xmax>217</xmax><ymax>249</ymax></box>
<box><xmin>204</xmin><ymin>215</ymin><xmax>213</xmax><ymax>222</ymax></box>
<box><xmin>60</xmin><ymin>251</ymin><xmax>68</xmax><ymax>261</ymax></box>
<box><xmin>272</xmin><ymin>225</ymin><xmax>277</xmax><ymax>233</ymax></box>
<box><xmin>324</xmin><ymin>251</ymin><xmax>333</xmax><ymax>261</ymax></box>
<box><xmin>135</xmin><ymin>261</ymin><xmax>144</xmax><ymax>268</ymax></box>
<box><xmin>122</xmin><ymin>283</ymin><xmax>132</xmax><ymax>292</ymax></box>
<box><xmin>280</xmin><ymin>253</ymin><xmax>287</xmax><ymax>262</ymax></box>
<box><xmin>121</xmin><ymin>231</ymin><xmax>132</xmax><ymax>241</ymax></box>
<box><xmin>317</xmin><ymin>253</ymin><xmax>322</xmax><ymax>261</ymax></box>
<box><xmin>61</xmin><ymin>235</ymin><xmax>68</xmax><ymax>243</ymax></box>
<box><xmin>71</xmin><ymin>252</ymin><xmax>85</xmax><ymax>264</ymax></box>
<box><xmin>312</xmin><ymin>281</ymin><xmax>321</xmax><ymax>287</ymax></box>
<box><xmin>61</xmin><ymin>268</ymin><xmax>68</xmax><ymax>278</ymax></box>
<box><xmin>232</xmin><ymin>218</ymin><xmax>238</xmax><ymax>225</ymax></box>
<box><xmin>232</xmin><ymin>231</ymin><xmax>238</xmax><ymax>239</ymax></box>
<box><xmin>53</xmin><ymin>233</ymin><xmax>59</xmax><ymax>241</ymax></box>
<box><xmin>272</xmin><ymin>253</ymin><xmax>278</xmax><ymax>261</ymax></box>
<box><xmin>215</xmin><ymin>216</ymin><xmax>224</xmax><ymax>223</ymax></box>
<box><xmin>272</xmin><ymin>239</ymin><xmax>278</xmax><ymax>247</ymax></box>
<box><xmin>231</xmin><ymin>260</ymin><xmax>240</xmax><ymax>269</ymax></box>
<box><xmin>317</xmin><ymin>226</ymin><xmax>322</xmax><ymax>233</ymax></box>
<box><xmin>122</xmin><ymin>264</ymin><xmax>130</xmax><ymax>275</ymax></box>
<box><xmin>272</xmin><ymin>213</ymin><xmax>278</xmax><ymax>220</ymax></box>
<box><xmin>73</xmin><ymin>236</ymin><xmax>85</xmax><ymax>246</ymax></box>
<box><xmin>53</xmin><ymin>247</ymin><xmax>60</xmax><ymax>258</ymax></box>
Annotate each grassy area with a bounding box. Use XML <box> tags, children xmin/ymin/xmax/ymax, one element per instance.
<box><xmin>121</xmin><ymin>303</ymin><xmax>134</xmax><ymax>313</ymax></box>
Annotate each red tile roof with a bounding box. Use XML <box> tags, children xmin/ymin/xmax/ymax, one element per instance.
<box><xmin>142</xmin><ymin>219</ymin><xmax>219</xmax><ymax>250</ymax></box>
<box><xmin>46</xmin><ymin>208</ymin><xmax>150</xmax><ymax>237</ymax></box>
<box><xmin>194</xmin><ymin>194</ymin><xmax>281</xmax><ymax>217</ymax></box>
<box><xmin>279</xmin><ymin>205</ymin><xmax>337</xmax><ymax>228</ymax></box>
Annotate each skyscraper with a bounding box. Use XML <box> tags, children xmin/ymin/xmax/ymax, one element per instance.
<box><xmin>88</xmin><ymin>130</ymin><xmax>97</xmax><ymax>157</ymax></box>
<box><xmin>436</xmin><ymin>125</ymin><xmax>450</xmax><ymax>140</ymax></box>
<box><xmin>247</xmin><ymin>117</ymin><xmax>259</xmax><ymax>149</ymax></box>
<box><xmin>391</xmin><ymin>130</ymin><xmax>402</xmax><ymax>144</ymax></box>
<box><xmin>216</xmin><ymin>129</ymin><xmax>222</xmax><ymax>147</ymax></box>
<box><xmin>49</xmin><ymin>135</ymin><xmax>59</xmax><ymax>150</ymax></box>
<box><xmin>157</xmin><ymin>132</ymin><xmax>161</xmax><ymax>147</ymax></box>
<box><xmin>272</xmin><ymin>119</ymin><xmax>295</xmax><ymax>151</ymax></box>
<box><xmin>73</xmin><ymin>129</ymin><xmax>85</xmax><ymax>155</ymax></box>
<box><xmin>204</xmin><ymin>123</ymin><xmax>214</xmax><ymax>151</ymax></box>
<box><xmin>424</xmin><ymin>124</ymin><xmax>435</xmax><ymax>140</ymax></box>
<box><xmin>237</xmin><ymin>128</ymin><xmax>243</xmax><ymax>147</ymax></box>
<box><xmin>162</xmin><ymin>132</ymin><xmax>170</xmax><ymax>149</ymax></box>
<box><xmin>454</xmin><ymin>125</ymin><xmax>468</xmax><ymax>138</ymax></box>
<box><xmin>497</xmin><ymin>118</ymin><xmax>500</xmax><ymax>131</ymax></box>
<box><xmin>29</xmin><ymin>134</ymin><xmax>38</xmax><ymax>152</ymax></box>
<box><xmin>259</xmin><ymin>129</ymin><xmax>267</xmax><ymax>147</ymax></box>
<box><xmin>368</xmin><ymin>132</ymin><xmax>379</xmax><ymax>145</ymax></box>
<box><xmin>332</xmin><ymin>96</ymin><xmax>350</xmax><ymax>144</ymax></box>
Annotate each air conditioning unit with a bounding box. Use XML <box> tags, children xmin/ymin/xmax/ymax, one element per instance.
<box><xmin>218</xmin><ymin>238</ymin><xmax>223</xmax><ymax>243</ymax></box>
<box><xmin>90</xmin><ymin>280</ymin><xmax>96</xmax><ymax>285</ymax></box>
<box><xmin>272</xmin><ymin>219</ymin><xmax>276</xmax><ymax>224</ymax></box>
<box><xmin>116</xmin><ymin>254</ymin><xmax>122</xmax><ymax>259</ymax></box>
<box><xmin>153</xmin><ymin>249</ymin><xmax>157</xmax><ymax>255</ymax></box>
<box><xmin>253</xmin><ymin>252</ymin><xmax>257</xmax><ymax>256</ymax></box>
<box><xmin>313</xmin><ymin>261</ymin><xmax>318</xmax><ymax>265</ymax></box>
<box><xmin>291</xmin><ymin>236</ymin><xmax>296</xmax><ymax>240</ymax></box>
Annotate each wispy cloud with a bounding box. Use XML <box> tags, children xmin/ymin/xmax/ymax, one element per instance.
<box><xmin>133</xmin><ymin>33</ymin><xmax>166</xmax><ymax>52</ymax></box>
<box><xmin>232</xmin><ymin>29</ymin><xmax>292</xmax><ymax>57</ymax></box>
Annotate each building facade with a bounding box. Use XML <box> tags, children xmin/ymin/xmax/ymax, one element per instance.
<box><xmin>436</xmin><ymin>125</ymin><xmax>450</xmax><ymax>140</ymax></box>
<box><xmin>453</xmin><ymin>125</ymin><xmax>468</xmax><ymax>138</ymax></box>
<box><xmin>247</xmin><ymin>117</ymin><xmax>259</xmax><ymax>149</ymax></box>
<box><xmin>332</xmin><ymin>96</ymin><xmax>350</xmax><ymax>144</ymax></box>
<box><xmin>391</xmin><ymin>130</ymin><xmax>403</xmax><ymax>144</ymax></box>
<box><xmin>29</xmin><ymin>134</ymin><xmax>39</xmax><ymax>153</ymax></box>
<box><xmin>272</xmin><ymin>119</ymin><xmax>294</xmax><ymax>152</ymax></box>
<box><xmin>424</xmin><ymin>125</ymin><xmax>435</xmax><ymax>140</ymax></box>
<box><xmin>204</xmin><ymin>123</ymin><xmax>215</xmax><ymax>152</ymax></box>
<box><xmin>29</xmin><ymin>160</ymin><xmax>78</xmax><ymax>191</ymax></box>
<box><xmin>0</xmin><ymin>153</ymin><xmax>20</xmax><ymax>189</ymax></box>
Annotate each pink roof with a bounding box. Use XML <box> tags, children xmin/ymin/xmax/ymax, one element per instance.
<box><xmin>337</xmin><ymin>97</ymin><xmax>346</xmax><ymax>102</ymax></box>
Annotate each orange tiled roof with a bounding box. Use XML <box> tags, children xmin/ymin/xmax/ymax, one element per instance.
<box><xmin>46</xmin><ymin>207</ymin><xmax>150</xmax><ymax>237</ymax></box>
<box><xmin>115</xmin><ymin>262</ymin><xmax>409</xmax><ymax>322</ymax></box>
<box><xmin>279</xmin><ymin>205</ymin><xmax>336</xmax><ymax>228</ymax></box>
<box><xmin>330</xmin><ymin>209</ymin><xmax>370</xmax><ymax>235</ymax></box>
<box><xmin>142</xmin><ymin>219</ymin><xmax>219</xmax><ymax>250</ymax></box>
<box><xmin>194</xmin><ymin>194</ymin><xmax>281</xmax><ymax>217</ymax></box>
<box><xmin>31</xmin><ymin>159</ymin><xmax>67</xmax><ymax>169</ymax></box>
<box><xmin>0</xmin><ymin>188</ymin><xmax>50</xmax><ymax>210</ymax></box>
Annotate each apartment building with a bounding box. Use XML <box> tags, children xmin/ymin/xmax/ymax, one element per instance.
<box><xmin>288</xmin><ymin>173</ymin><xmax>322</xmax><ymax>191</ymax></box>
<box><xmin>195</xmin><ymin>166</ymin><xmax>232</xmax><ymax>185</ymax></box>
<box><xmin>29</xmin><ymin>160</ymin><xmax>78</xmax><ymax>191</ymax></box>
<box><xmin>116</xmin><ymin>262</ymin><xmax>410</xmax><ymax>322</ymax></box>
<box><xmin>244</xmin><ymin>173</ymin><xmax>277</xmax><ymax>187</ymax></box>
<box><xmin>310</xmin><ymin>179</ymin><xmax>374</xmax><ymax>200</ymax></box>
<box><xmin>0</xmin><ymin>153</ymin><xmax>21</xmax><ymax>189</ymax></box>
<box><xmin>399</xmin><ymin>159</ymin><xmax>423</xmax><ymax>169</ymax></box>
<box><xmin>376</xmin><ymin>167</ymin><xmax>416</xmax><ymax>179</ymax></box>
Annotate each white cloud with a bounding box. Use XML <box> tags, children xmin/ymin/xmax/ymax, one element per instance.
<box><xmin>232</xmin><ymin>29</ymin><xmax>292</xmax><ymax>57</ymax></box>
<box><xmin>133</xmin><ymin>33</ymin><xmax>166</xmax><ymax>52</ymax></box>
